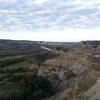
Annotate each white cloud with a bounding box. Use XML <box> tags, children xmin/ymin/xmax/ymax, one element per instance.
<box><xmin>75</xmin><ymin>0</ymin><xmax>80</xmax><ymax>4</ymax></box>
<box><xmin>0</xmin><ymin>0</ymin><xmax>17</xmax><ymax>5</ymax></box>
<box><xmin>0</xmin><ymin>0</ymin><xmax>16</xmax><ymax>3</ymax></box>
<box><xmin>35</xmin><ymin>0</ymin><xmax>49</xmax><ymax>4</ymax></box>
<box><xmin>0</xmin><ymin>0</ymin><xmax>100</xmax><ymax>41</ymax></box>
<box><xmin>0</xmin><ymin>9</ymin><xmax>22</xmax><ymax>14</ymax></box>
<box><xmin>26</xmin><ymin>0</ymin><xmax>50</xmax><ymax>6</ymax></box>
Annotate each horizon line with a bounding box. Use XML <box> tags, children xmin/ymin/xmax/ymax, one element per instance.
<box><xmin>0</xmin><ymin>38</ymin><xmax>100</xmax><ymax>43</ymax></box>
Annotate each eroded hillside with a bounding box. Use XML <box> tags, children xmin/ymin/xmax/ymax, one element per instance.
<box><xmin>0</xmin><ymin>40</ymin><xmax>100</xmax><ymax>100</ymax></box>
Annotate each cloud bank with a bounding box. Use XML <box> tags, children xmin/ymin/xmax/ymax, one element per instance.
<box><xmin>0</xmin><ymin>0</ymin><xmax>100</xmax><ymax>31</ymax></box>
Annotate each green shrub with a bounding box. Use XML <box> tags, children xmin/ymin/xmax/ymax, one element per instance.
<box><xmin>0</xmin><ymin>56</ymin><xmax>26</xmax><ymax>68</ymax></box>
<box><xmin>34</xmin><ymin>52</ymin><xmax>56</xmax><ymax>65</ymax></box>
<box><xmin>9</xmin><ymin>74</ymin><xmax>54</xmax><ymax>100</ymax></box>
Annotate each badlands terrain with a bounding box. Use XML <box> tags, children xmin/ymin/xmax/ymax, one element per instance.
<box><xmin>0</xmin><ymin>39</ymin><xmax>100</xmax><ymax>100</ymax></box>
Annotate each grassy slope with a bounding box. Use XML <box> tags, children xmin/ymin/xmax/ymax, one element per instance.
<box><xmin>0</xmin><ymin>40</ymin><xmax>58</xmax><ymax>100</ymax></box>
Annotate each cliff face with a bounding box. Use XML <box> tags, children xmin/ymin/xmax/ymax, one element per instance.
<box><xmin>0</xmin><ymin>40</ymin><xmax>100</xmax><ymax>100</ymax></box>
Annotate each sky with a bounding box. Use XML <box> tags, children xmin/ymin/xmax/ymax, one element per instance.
<box><xmin>0</xmin><ymin>0</ymin><xmax>100</xmax><ymax>42</ymax></box>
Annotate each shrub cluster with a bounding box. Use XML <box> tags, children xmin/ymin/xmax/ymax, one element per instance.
<box><xmin>8</xmin><ymin>74</ymin><xmax>54</xmax><ymax>100</ymax></box>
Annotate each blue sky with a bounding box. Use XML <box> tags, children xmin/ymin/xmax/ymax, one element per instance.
<box><xmin>0</xmin><ymin>0</ymin><xmax>100</xmax><ymax>41</ymax></box>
